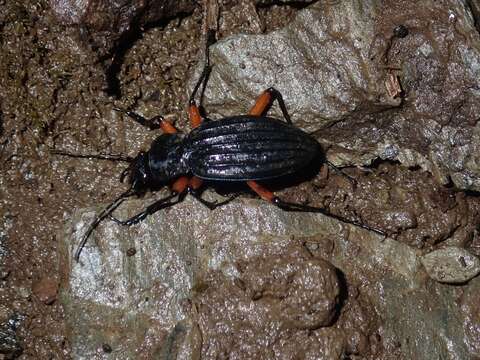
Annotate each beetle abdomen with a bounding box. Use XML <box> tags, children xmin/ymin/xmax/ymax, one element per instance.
<box><xmin>184</xmin><ymin>116</ymin><xmax>321</xmax><ymax>181</ymax></box>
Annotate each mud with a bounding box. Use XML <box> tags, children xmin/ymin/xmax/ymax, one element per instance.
<box><xmin>193</xmin><ymin>245</ymin><xmax>380</xmax><ymax>359</ymax></box>
<box><xmin>1</xmin><ymin>0</ymin><xmax>480</xmax><ymax>359</ymax></box>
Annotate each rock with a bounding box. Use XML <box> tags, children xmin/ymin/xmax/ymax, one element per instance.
<box><xmin>0</xmin><ymin>234</ymin><xmax>8</xmax><ymax>283</ymax></box>
<box><xmin>467</xmin><ymin>0</ymin><xmax>480</xmax><ymax>32</ymax></box>
<box><xmin>58</xmin><ymin>1</ymin><xmax>480</xmax><ymax>358</ymax></box>
<box><xmin>202</xmin><ymin>0</ymin><xmax>480</xmax><ymax>191</ymax></box>
<box><xmin>193</xmin><ymin>254</ymin><xmax>343</xmax><ymax>358</ymax></box>
<box><xmin>47</xmin><ymin>0</ymin><xmax>311</xmax><ymax>62</ymax></box>
<box><xmin>61</xmin><ymin>194</ymin><xmax>473</xmax><ymax>359</ymax></box>
<box><xmin>237</xmin><ymin>251</ymin><xmax>340</xmax><ymax>330</ymax></box>
<box><xmin>420</xmin><ymin>247</ymin><xmax>480</xmax><ymax>283</ymax></box>
<box><xmin>32</xmin><ymin>277</ymin><xmax>59</xmax><ymax>305</ymax></box>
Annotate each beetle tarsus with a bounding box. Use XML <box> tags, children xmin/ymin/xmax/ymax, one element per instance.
<box><xmin>109</xmin><ymin>212</ymin><xmax>146</xmax><ymax>226</ymax></box>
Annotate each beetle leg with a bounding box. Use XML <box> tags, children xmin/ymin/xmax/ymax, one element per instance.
<box><xmin>190</xmin><ymin>190</ymin><xmax>239</xmax><ymax>210</ymax></box>
<box><xmin>75</xmin><ymin>187</ymin><xmax>136</xmax><ymax>261</ymax></box>
<box><xmin>189</xmin><ymin>29</ymin><xmax>215</xmax><ymax>105</ymax></box>
<box><xmin>109</xmin><ymin>192</ymin><xmax>183</xmax><ymax>226</ymax></box>
<box><xmin>188</xmin><ymin>29</ymin><xmax>216</xmax><ymax>128</ymax></box>
<box><xmin>172</xmin><ymin>176</ymin><xmax>190</xmax><ymax>194</ymax></box>
<box><xmin>249</xmin><ymin>87</ymin><xmax>292</xmax><ymax>124</ymax></box>
<box><xmin>274</xmin><ymin>198</ymin><xmax>386</xmax><ymax>237</ymax></box>
<box><xmin>187</xmin><ymin>176</ymin><xmax>238</xmax><ymax>210</ymax></box>
<box><xmin>113</xmin><ymin>108</ymin><xmax>177</xmax><ymax>134</ymax></box>
<box><xmin>187</xmin><ymin>176</ymin><xmax>203</xmax><ymax>190</ymax></box>
<box><xmin>246</xmin><ymin>180</ymin><xmax>275</xmax><ymax>201</ymax></box>
<box><xmin>110</xmin><ymin>176</ymin><xmax>190</xmax><ymax>226</ymax></box>
<box><xmin>246</xmin><ymin>180</ymin><xmax>386</xmax><ymax>237</ymax></box>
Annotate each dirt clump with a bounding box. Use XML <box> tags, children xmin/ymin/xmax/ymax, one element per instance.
<box><xmin>192</xmin><ymin>246</ymin><xmax>381</xmax><ymax>359</ymax></box>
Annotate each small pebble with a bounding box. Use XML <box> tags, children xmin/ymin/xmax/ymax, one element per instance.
<box><xmin>126</xmin><ymin>247</ymin><xmax>136</xmax><ymax>257</ymax></box>
<box><xmin>421</xmin><ymin>247</ymin><xmax>480</xmax><ymax>284</ymax></box>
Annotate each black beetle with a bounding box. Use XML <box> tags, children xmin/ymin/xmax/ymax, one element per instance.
<box><xmin>72</xmin><ymin>87</ymin><xmax>323</xmax><ymax>260</ymax></box>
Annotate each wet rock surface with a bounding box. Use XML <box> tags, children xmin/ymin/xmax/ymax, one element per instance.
<box><xmin>61</xmin><ymin>198</ymin><xmax>381</xmax><ymax>358</ymax></box>
<box><xmin>0</xmin><ymin>314</ymin><xmax>23</xmax><ymax>358</ymax></box>
<box><xmin>236</xmin><ymin>250</ymin><xmax>339</xmax><ymax>330</ymax></box>
<box><xmin>1</xmin><ymin>0</ymin><xmax>480</xmax><ymax>358</ymax></box>
<box><xmin>290</xmin><ymin>162</ymin><xmax>480</xmax><ymax>249</ymax></box>
<box><xmin>32</xmin><ymin>277</ymin><xmax>59</xmax><ymax>305</ymax></box>
<box><xmin>192</xmin><ymin>250</ymin><xmax>343</xmax><ymax>357</ymax></box>
<box><xmin>62</xmin><ymin>197</ymin><xmax>475</xmax><ymax>359</ymax></box>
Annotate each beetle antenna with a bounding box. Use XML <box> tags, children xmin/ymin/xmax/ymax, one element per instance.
<box><xmin>51</xmin><ymin>149</ymin><xmax>133</xmax><ymax>162</ymax></box>
<box><xmin>74</xmin><ymin>185</ymin><xmax>136</xmax><ymax>262</ymax></box>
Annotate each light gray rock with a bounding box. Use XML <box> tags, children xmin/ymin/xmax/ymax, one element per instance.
<box><xmin>421</xmin><ymin>246</ymin><xmax>480</xmax><ymax>283</ymax></box>
<box><xmin>461</xmin><ymin>276</ymin><xmax>480</xmax><ymax>357</ymax></box>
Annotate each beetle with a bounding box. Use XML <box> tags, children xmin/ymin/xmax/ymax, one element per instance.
<box><xmin>67</xmin><ymin>33</ymin><xmax>385</xmax><ymax>261</ymax></box>
<box><xmin>72</xmin><ymin>87</ymin><xmax>318</xmax><ymax>259</ymax></box>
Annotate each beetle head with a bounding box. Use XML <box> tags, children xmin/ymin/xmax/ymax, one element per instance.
<box><xmin>121</xmin><ymin>151</ymin><xmax>150</xmax><ymax>194</ymax></box>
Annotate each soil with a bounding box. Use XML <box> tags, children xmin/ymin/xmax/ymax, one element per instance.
<box><xmin>1</xmin><ymin>0</ymin><xmax>479</xmax><ymax>359</ymax></box>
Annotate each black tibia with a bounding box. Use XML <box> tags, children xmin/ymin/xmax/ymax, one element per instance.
<box><xmin>188</xmin><ymin>187</ymin><xmax>239</xmax><ymax>210</ymax></box>
<box><xmin>265</xmin><ymin>87</ymin><xmax>292</xmax><ymax>125</ymax></box>
<box><xmin>113</xmin><ymin>107</ymin><xmax>163</xmax><ymax>130</ymax></box>
<box><xmin>272</xmin><ymin>197</ymin><xmax>386</xmax><ymax>237</ymax></box>
<box><xmin>190</xmin><ymin>65</ymin><xmax>211</xmax><ymax>105</ymax></box>
<box><xmin>109</xmin><ymin>192</ymin><xmax>184</xmax><ymax>226</ymax></box>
